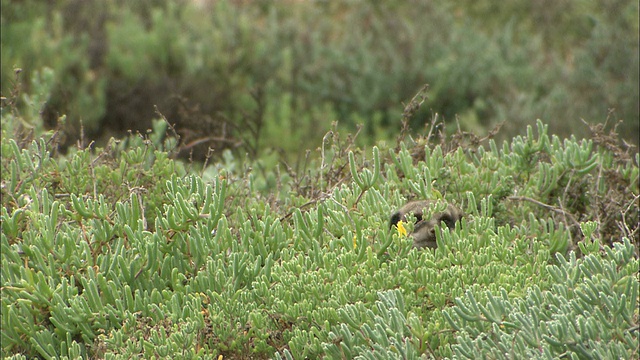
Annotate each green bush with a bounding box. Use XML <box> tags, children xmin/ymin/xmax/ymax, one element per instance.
<box><xmin>2</xmin><ymin>0</ymin><xmax>637</xmax><ymax>159</ymax></box>
<box><xmin>445</xmin><ymin>239</ymin><xmax>638</xmax><ymax>359</ymax></box>
<box><xmin>2</xmin><ymin>87</ymin><xmax>638</xmax><ymax>360</ymax></box>
<box><xmin>1</xmin><ymin>1</ymin><xmax>106</xmax><ymax>136</ymax></box>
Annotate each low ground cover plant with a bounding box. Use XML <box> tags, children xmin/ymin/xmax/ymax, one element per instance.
<box><xmin>1</xmin><ymin>85</ymin><xmax>638</xmax><ymax>358</ymax></box>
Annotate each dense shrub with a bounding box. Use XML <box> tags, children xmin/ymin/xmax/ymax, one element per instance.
<box><xmin>2</xmin><ymin>81</ymin><xmax>637</xmax><ymax>359</ymax></box>
<box><xmin>2</xmin><ymin>0</ymin><xmax>638</xmax><ymax>160</ymax></box>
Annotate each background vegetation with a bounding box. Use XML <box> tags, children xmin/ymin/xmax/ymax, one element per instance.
<box><xmin>2</xmin><ymin>0</ymin><xmax>638</xmax><ymax>161</ymax></box>
<box><xmin>1</xmin><ymin>79</ymin><xmax>639</xmax><ymax>358</ymax></box>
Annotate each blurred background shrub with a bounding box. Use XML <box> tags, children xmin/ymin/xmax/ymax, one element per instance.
<box><xmin>2</xmin><ymin>0</ymin><xmax>638</xmax><ymax>160</ymax></box>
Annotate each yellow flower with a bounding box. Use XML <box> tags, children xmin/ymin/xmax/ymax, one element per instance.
<box><xmin>353</xmin><ymin>234</ymin><xmax>357</xmax><ymax>249</ymax></box>
<box><xmin>397</xmin><ymin>220</ymin><xmax>407</xmax><ymax>237</ymax></box>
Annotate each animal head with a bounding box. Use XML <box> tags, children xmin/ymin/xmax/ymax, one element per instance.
<box><xmin>389</xmin><ymin>200</ymin><xmax>463</xmax><ymax>249</ymax></box>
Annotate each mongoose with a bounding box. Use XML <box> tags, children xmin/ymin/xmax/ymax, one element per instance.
<box><xmin>389</xmin><ymin>200</ymin><xmax>463</xmax><ymax>249</ymax></box>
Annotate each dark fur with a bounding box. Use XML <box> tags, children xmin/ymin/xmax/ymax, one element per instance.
<box><xmin>390</xmin><ymin>200</ymin><xmax>463</xmax><ymax>248</ymax></box>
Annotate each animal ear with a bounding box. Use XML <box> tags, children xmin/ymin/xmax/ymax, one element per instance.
<box><xmin>389</xmin><ymin>212</ymin><xmax>402</xmax><ymax>228</ymax></box>
<box><xmin>439</xmin><ymin>214</ymin><xmax>456</xmax><ymax>229</ymax></box>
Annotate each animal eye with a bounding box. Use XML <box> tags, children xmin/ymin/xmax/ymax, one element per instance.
<box><xmin>440</xmin><ymin>215</ymin><xmax>455</xmax><ymax>229</ymax></box>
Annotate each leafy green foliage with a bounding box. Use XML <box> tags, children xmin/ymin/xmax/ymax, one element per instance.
<box><xmin>445</xmin><ymin>239</ymin><xmax>638</xmax><ymax>359</ymax></box>
<box><xmin>1</xmin><ymin>1</ymin><xmax>106</xmax><ymax>136</ymax></box>
<box><xmin>2</xmin><ymin>0</ymin><xmax>637</xmax><ymax>158</ymax></box>
<box><xmin>2</xmin><ymin>103</ymin><xmax>638</xmax><ymax>360</ymax></box>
